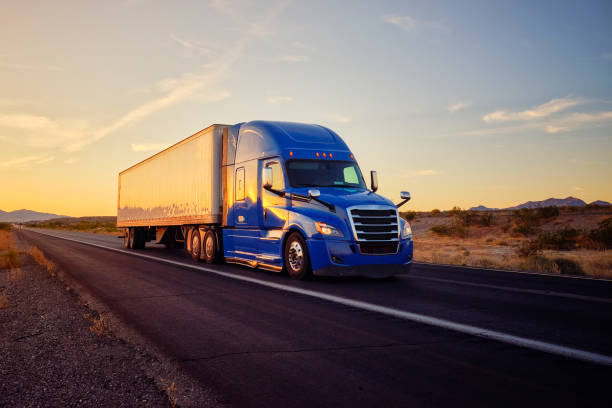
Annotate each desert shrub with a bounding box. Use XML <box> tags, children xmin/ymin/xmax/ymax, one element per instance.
<box><xmin>478</xmin><ymin>212</ymin><xmax>495</xmax><ymax>226</ymax></box>
<box><xmin>552</xmin><ymin>258</ymin><xmax>584</xmax><ymax>276</ymax></box>
<box><xmin>536</xmin><ymin>227</ymin><xmax>581</xmax><ymax>250</ymax></box>
<box><xmin>589</xmin><ymin>218</ymin><xmax>612</xmax><ymax>249</ymax></box>
<box><xmin>513</xmin><ymin>223</ymin><xmax>536</xmax><ymax>236</ymax></box>
<box><xmin>430</xmin><ymin>209</ymin><xmax>441</xmax><ymax>216</ymax></box>
<box><xmin>430</xmin><ymin>224</ymin><xmax>466</xmax><ymax>238</ymax></box>
<box><xmin>501</xmin><ymin>223</ymin><xmax>511</xmax><ymax>233</ymax></box>
<box><xmin>517</xmin><ymin>240</ymin><xmax>542</xmax><ymax>257</ymax></box>
<box><xmin>0</xmin><ymin>222</ymin><xmax>12</xmax><ymax>231</ymax></box>
<box><xmin>535</xmin><ymin>206</ymin><xmax>559</xmax><ymax>219</ymax></box>
<box><xmin>401</xmin><ymin>211</ymin><xmax>417</xmax><ymax>221</ymax></box>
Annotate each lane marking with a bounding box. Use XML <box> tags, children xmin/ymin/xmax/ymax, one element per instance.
<box><xmin>23</xmin><ymin>229</ymin><xmax>612</xmax><ymax>367</ymax></box>
<box><xmin>410</xmin><ymin>275</ymin><xmax>612</xmax><ymax>304</ymax></box>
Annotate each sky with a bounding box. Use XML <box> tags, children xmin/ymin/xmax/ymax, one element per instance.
<box><xmin>1</xmin><ymin>0</ymin><xmax>611</xmax><ymax>215</ymax></box>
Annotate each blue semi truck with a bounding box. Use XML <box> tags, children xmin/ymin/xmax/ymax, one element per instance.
<box><xmin>117</xmin><ymin>121</ymin><xmax>413</xmax><ymax>279</ymax></box>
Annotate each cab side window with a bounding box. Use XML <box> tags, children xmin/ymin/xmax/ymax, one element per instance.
<box><xmin>266</xmin><ymin>162</ymin><xmax>284</xmax><ymax>191</ymax></box>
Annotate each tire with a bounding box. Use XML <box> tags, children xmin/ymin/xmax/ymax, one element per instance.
<box><xmin>190</xmin><ymin>228</ymin><xmax>201</xmax><ymax>261</ymax></box>
<box><xmin>128</xmin><ymin>228</ymin><xmax>135</xmax><ymax>249</ymax></box>
<box><xmin>134</xmin><ymin>228</ymin><xmax>146</xmax><ymax>250</ymax></box>
<box><xmin>203</xmin><ymin>230</ymin><xmax>218</xmax><ymax>264</ymax></box>
<box><xmin>284</xmin><ymin>232</ymin><xmax>311</xmax><ymax>280</ymax></box>
<box><xmin>123</xmin><ymin>229</ymin><xmax>130</xmax><ymax>249</ymax></box>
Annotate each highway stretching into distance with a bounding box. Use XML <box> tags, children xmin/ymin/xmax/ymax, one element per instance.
<box><xmin>16</xmin><ymin>228</ymin><xmax>612</xmax><ymax>407</ymax></box>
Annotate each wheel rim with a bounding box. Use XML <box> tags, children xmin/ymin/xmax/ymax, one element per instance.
<box><xmin>288</xmin><ymin>240</ymin><xmax>303</xmax><ymax>271</ymax></box>
<box><xmin>205</xmin><ymin>235</ymin><xmax>214</xmax><ymax>258</ymax></box>
<box><xmin>192</xmin><ymin>234</ymin><xmax>200</xmax><ymax>256</ymax></box>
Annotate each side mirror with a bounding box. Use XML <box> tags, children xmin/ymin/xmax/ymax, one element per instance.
<box><xmin>308</xmin><ymin>189</ymin><xmax>321</xmax><ymax>198</ymax></box>
<box><xmin>370</xmin><ymin>170</ymin><xmax>378</xmax><ymax>192</ymax></box>
<box><xmin>262</xmin><ymin>167</ymin><xmax>273</xmax><ymax>189</ymax></box>
<box><xmin>400</xmin><ymin>191</ymin><xmax>411</xmax><ymax>201</ymax></box>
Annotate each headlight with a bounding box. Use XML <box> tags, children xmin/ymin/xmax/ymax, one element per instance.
<box><xmin>315</xmin><ymin>222</ymin><xmax>344</xmax><ymax>237</ymax></box>
<box><xmin>401</xmin><ymin>220</ymin><xmax>412</xmax><ymax>239</ymax></box>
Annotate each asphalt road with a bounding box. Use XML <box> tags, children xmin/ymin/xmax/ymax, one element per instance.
<box><xmin>16</xmin><ymin>228</ymin><xmax>612</xmax><ymax>407</ymax></box>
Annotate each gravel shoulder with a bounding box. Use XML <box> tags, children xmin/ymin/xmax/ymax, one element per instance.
<box><xmin>0</xmin><ymin>232</ymin><xmax>217</xmax><ymax>408</ymax></box>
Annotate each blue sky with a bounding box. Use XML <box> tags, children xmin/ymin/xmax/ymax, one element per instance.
<box><xmin>1</xmin><ymin>0</ymin><xmax>611</xmax><ymax>214</ymax></box>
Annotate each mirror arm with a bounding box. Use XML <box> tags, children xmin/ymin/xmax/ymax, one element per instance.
<box><xmin>395</xmin><ymin>198</ymin><xmax>410</xmax><ymax>209</ymax></box>
<box><xmin>264</xmin><ymin>185</ymin><xmax>285</xmax><ymax>197</ymax></box>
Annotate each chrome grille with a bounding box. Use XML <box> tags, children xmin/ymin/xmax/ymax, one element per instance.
<box><xmin>348</xmin><ymin>206</ymin><xmax>399</xmax><ymax>254</ymax></box>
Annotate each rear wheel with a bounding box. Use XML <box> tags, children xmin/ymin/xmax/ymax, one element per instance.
<box><xmin>284</xmin><ymin>232</ymin><xmax>311</xmax><ymax>280</ymax></box>
<box><xmin>128</xmin><ymin>228</ymin><xmax>135</xmax><ymax>249</ymax></box>
<box><xmin>203</xmin><ymin>230</ymin><xmax>218</xmax><ymax>264</ymax></box>
<box><xmin>123</xmin><ymin>229</ymin><xmax>130</xmax><ymax>249</ymax></box>
<box><xmin>190</xmin><ymin>229</ymin><xmax>201</xmax><ymax>261</ymax></box>
<box><xmin>133</xmin><ymin>228</ymin><xmax>146</xmax><ymax>250</ymax></box>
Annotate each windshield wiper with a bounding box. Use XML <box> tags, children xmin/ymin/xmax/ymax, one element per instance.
<box><xmin>317</xmin><ymin>184</ymin><xmax>360</xmax><ymax>188</ymax></box>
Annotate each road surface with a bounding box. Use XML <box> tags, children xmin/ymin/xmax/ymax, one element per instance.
<box><xmin>16</xmin><ymin>228</ymin><xmax>612</xmax><ymax>407</ymax></box>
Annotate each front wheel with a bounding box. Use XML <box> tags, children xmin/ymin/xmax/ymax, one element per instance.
<box><xmin>284</xmin><ymin>232</ymin><xmax>311</xmax><ymax>280</ymax></box>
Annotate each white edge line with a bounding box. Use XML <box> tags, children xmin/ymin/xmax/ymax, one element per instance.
<box><xmin>23</xmin><ymin>229</ymin><xmax>612</xmax><ymax>367</ymax></box>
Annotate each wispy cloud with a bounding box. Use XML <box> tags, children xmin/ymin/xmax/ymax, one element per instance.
<box><xmin>292</xmin><ymin>41</ymin><xmax>316</xmax><ymax>51</ymax></box>
<box><xmin>0</xmin><ymin>114</ymin><xmax>84</xmax><ymax>147</ymax></box>
<box><xmin>574</xmin><ymin>186</ymin><xmax>584</xmax><ymax>191</ymax></box>
<box><xmin>268</xmin><ymin>96</ymin><xmax>293</xmax><ymax>104</ymax></box>
<box><xmin>0</xmin><ymin>154</ymin><xmax>54</xmax><ymax>170</ymax></box>
<box><xmin>382</xmin><ymin>14</ymin><xmax>446</xmax><ymax>31</ymax></box>
<box><xmin>410</xmin><ymin>169</ymin><xmax>443</xmax><ymax>176</ymax></box>
<box><xmin>170</xmin><ymin>33</ymin><xmax>211</xmax><ymax>54</ymax></box>
<box><xmin>0</xmin><ymin>62</ymin><xmax>62</xmax><ymax>71</ymax></box>
<box><xmin>383</xmin><ymin>15</ymin><xmax>417</xmax><ymax>30</ymax></box>
<box><xmin>131</xmin><ymin>143</ymin><xmax>172</xmax><ymax>152</ymax></box>
<box><xmin>482</xmin><ymin>97</ymin><xmax>584</xmax><ymax>123</ymax></box>
<box><xmin>448</xmin><ymin>101</ymin><xmax>471</xmax><ymax>114</ymax></box>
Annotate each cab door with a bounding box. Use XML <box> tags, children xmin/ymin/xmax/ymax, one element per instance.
<box><xmin>258</xmin><ymin>158</ymin><xmax>288</xmax><ymax>266</ymax></box>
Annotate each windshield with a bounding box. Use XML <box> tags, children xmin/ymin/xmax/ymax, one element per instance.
<box><xmin>285</xmin><ymin>160</ymin><xmax>367</xmax><ymax>189</ymax></box>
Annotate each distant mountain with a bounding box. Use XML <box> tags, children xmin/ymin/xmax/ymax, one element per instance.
<box><xmin>589</xmin><ymin>200</ymin><xmax>611</xmax><ymax>206</ymax></box>
<box><xmin>0</xmin><ymin>209</ymin><xmax>70</xmax><ymax>223</ymax></box>
<box><xmin>468</xmin><ymin>197</ymin><xmax>611</xmax><ymax>211</ymax></box>
<box><xmin>469</xmin><ymin>205</ymin><xmax>499</xmax><ymax>211</ymax></box>
<box><xmin>506</xmin><ymin>196</ymin><xmax>587</xmax><ymax>210</ymax></box>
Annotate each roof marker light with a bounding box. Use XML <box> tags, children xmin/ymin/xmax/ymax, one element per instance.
<box><xmin>289</xmin><ymin>151</ymin><xmax>293</xmax><ymax>157</ymax></box>
<box><xmin>350</xmin><ymin>154</ymin><xmax>354</xmax><ymax>159</ymax></box>
<box><xmin>329</xmin><ymin>153</ymin><xmax>333</xmax><ymax>158</ymax></box>
<box><xmin>323</xmin><ymin>152</ymin><xmax>327</xmax><ymax>158</ymax></box>
<box><xmin>316</xmin><ymin>152</ymin><xmax>320</xmax><ymax>157</ymax></box>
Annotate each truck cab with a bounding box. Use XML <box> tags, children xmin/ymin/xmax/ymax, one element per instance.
<box><xmin>221</xmin><ymin>121</ymin><xmax>413</xmax><ymax>279</ymax></box>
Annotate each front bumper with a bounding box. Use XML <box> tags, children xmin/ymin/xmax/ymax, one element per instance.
<box><xmin>307</xmin><ymin>238</ymin><xmax>413</xmax><ymax>278</ymax></box>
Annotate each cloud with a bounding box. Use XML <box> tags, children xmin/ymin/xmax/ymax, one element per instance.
<box><xmin>0</xmin><ymin>154</ymin><xmax>54</xmax><ymax>170</ymax></box>
<box><xmin>601</xmin><ymin>52</ymin><xmax>612</xmax><ymax>60</ymax></box>
<box><xmin>0</xmin><ymin>114</ymin><xmax>84</xmax><ymax>147</ymax></box>
<box><xmin>268</xmin><ymin>96</ymin><xmax>293</xmax><ymax>104</ymax></box>
<box><xmin>0</xmin><ymin>62</ymin><xmax>62</xmax><ymax>71</ymax></box>
<box><xmin>131</xmin><ymin>143</ymin><xmax>172</xmax><ymax>152</ymax></box>
<box><xmin>277</xmin><ymin>55</ymin><xmax>309</xmax><ymax>62</ymax></box>
<box><xmin>410</xmin><ymin>169</ymin><xmax>443</xmax><ymax>176</ymax></box>
<box><xmin>574</xmin><ymin>186</ymin><xmax>584</xmax><ymax>191</ymax></box>
<box><xmin>448</xmin><ymin>101</ymin><xmax>471</xmax><ymax>114</ymax></box>
<box><xmin>292</xmin><ymin>41</ymin><xmax>316</xmax><ymax>51</ymax></box>
<box><xmin>382</xmin><ymin>15</ymin><xmax>446</xmax><ymax>31</ymax></box>
<box><xmin>383</xmin><ymin>15</ymin><xmax>417</xmax><ymax>30</ymax></box>
<box><xmin>64</xmin><ymin>157</ymin><xmax>79</xmax><ymax>164</ymax></box>
<box><xmin>482</xmin><ymin>97</ymin><xmax>584</xmax><ymax>123</ymax></box>
<box><xmin>170</xmin><ymin>33</ymin><xmax>211</xmax><ymax>54</ymax></box>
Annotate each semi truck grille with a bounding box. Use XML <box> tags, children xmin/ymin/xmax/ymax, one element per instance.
<box><xmin>348</xmin><ymin>206</ymin><xmax>399</xmax><ymax>255</ymax></box>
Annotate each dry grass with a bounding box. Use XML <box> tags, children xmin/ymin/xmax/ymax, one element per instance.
<box><xmin>85</xmin><ymin>313</ymin><xmax>112</xmax><ymax>337</ymax></box>
<box><xmin>26</xmin><ymin>216</ymin><xmax>120</xmax><ymax>235</ymax></box>
<box><xmin>27</xmin><ymin>246</ymin><xmax>56</xmax><ymax>277</ymax></box>
<box><xmin>166</xmin><ymin>381</ymin><xmax>177</xmax><ymax>408</ymax></box>
<box><xmin>0</xmin><ymin>230</ymin><xmax>21</xmax><ymax>269</ymax></box>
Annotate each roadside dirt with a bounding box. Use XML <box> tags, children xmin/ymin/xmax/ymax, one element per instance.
<box><xmin>0</xmin><ymin>232</ymin><xmax>219</xmax><ymax>408</ymax></box>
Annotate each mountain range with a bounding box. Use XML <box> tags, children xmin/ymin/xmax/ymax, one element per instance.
<box><xmin>0</xmin><ymin>209</ymin><xmax>70</xmax><ymax>223</ymax></box>
<box><xmin>469</xmin><ymin>197</ymin><xmax>611</xmax><ymax>211</ymax></box>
